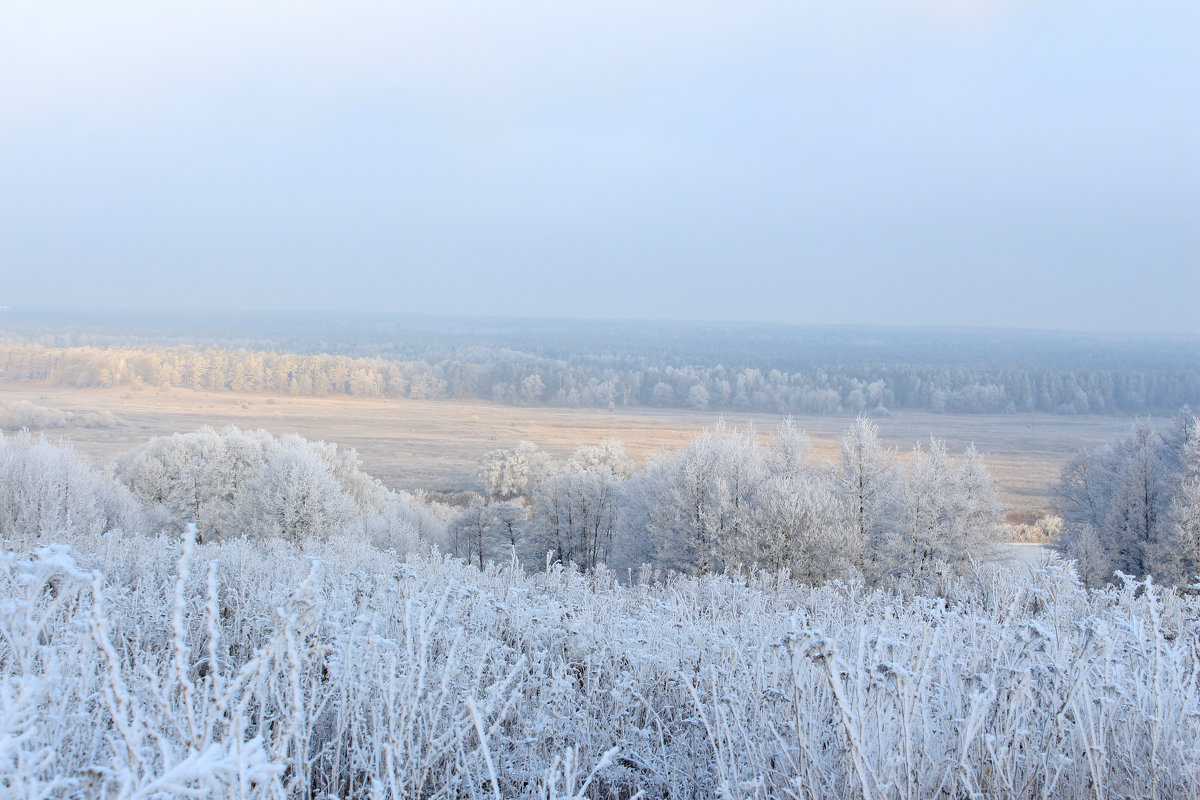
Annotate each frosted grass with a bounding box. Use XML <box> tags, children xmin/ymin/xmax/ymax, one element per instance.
<box><xmin>1</xmin><ymin>529</ymin><xmax>1196</xmax><ymax>799</ymax></box>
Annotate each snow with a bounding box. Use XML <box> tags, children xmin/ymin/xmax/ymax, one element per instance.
<box><xmin>1000</xmin><ymin>542</ymin><xmax>1053</xmax><ymax>567</ymax></box>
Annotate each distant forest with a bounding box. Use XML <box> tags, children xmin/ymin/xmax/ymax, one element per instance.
<box><xmin>1</xmin><ymin>309</ymin><xmax>1197</xmax><ymax>415</ymax></box>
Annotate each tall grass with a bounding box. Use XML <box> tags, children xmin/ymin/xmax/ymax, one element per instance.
<box><xmin>1</xmin><ymin>528</ymin><xmax>1197</xmax><ymax>798</ymax></box>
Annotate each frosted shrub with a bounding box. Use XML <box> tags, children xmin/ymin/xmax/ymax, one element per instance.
<box><xmin>120</xmin><ymin>426</ymin><xmax>434</xmax><ymax>549</ymax></box>
<box><xmin>0</xmin><ymin>430</ymin><xmax>143</xmax><ymax>548</ymax></box>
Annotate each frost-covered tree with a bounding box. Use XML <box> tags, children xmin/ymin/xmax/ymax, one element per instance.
<box><xmin>715</xmin><ymin>419</ymin><xmax>860</xmax><ymax>579</ymax></box>
<box><xmin>650</xmin><ymin>382</ymin><xmax>675</xmax><ymax>406</ymax></box>
<box><xmin>769</xmin><ymin>416</ymin><xmax>812</xmax><ymax>479</ymax></box>
<box><xmin>476</xmin><ymin>440</ymin><xmax>554</xmax><ymax>499</ymax></box>
<box><xmin>520</xmin><ymin>373</ymin><xmax>545</xmax><ymax>404</ymax></box>
<box><xmin>532</xmin><ymin>468</ymin><xmax>621</xmax><ymax>571</ymax></box>
<box><xmin>1163</xmin><ymin>464</ymin><xmax>1200</xmax><ymax>586</ymax></box>
<box><xmin>627</xmin><ymin>421</ymin><xmax>762</xmax><ymax>574</ymax></box>
<box><xmin>238</xmin><ymin>448</ymin><xmax>358</xmax><ymax>542</ymax></box>
<box><xmin>361</xmin><ymin>493</ymin><xmax>427</xmax><ymax>554</ymax></box>
<box><xmin>1065</xmin><ymin>523</ymin><xmax>1112</xmax><ymax>587</ymax></box>
<box><xmin>834</xmin><ymin>417</ymin><xmax>897</xmax><ymax>582</ymax></box>
<box><xmin>741</xmin><ymin>472</ymin><xmax>858</xmax><ymax>582</ymax></box>
<box><xmin>121</xmin><ymin>426</ymin><xmax>430</xmax><ymax>547</ymax></box>
<box><xmin>1055</xmin><ymin>409</ymin><xmax>1199</xmax><ymax>586</ymax></box>
<box><xmin>123</xmin><ymin>426</ymin><xmax>279</xmax><ymax>539</ymax></box>
<box><xmin>490</xmin><ymin>499</ymin><xmax>530</xmax><ymax>560</ymax></box>
<box><xmin>448</xmin><ymin>497</ymin><xmax>493</xmax><ymax>568</ymax></box>
<box><xmin>885</xmin><ymin>438</ymin><xmax>1003</xmax><ymax>579</ymax></box>
<box><xmin>1151</xmin><ymin>411</ymin><xmax>1200</xmax><ymax>584</ymax></box>
<box><xmin>566</xmin><ymin>439</ymin><xmax>634</xmax><ymax>478</ymax></box>
<box><xmin>1105</xmin><ymin>423</ymin><xmax>1169</xmax><ymax>576</ymax></box>
<box><xmin>889</xmin><ymin>440</ymin><xmax>955</xmax><ymax>578</ymax></box>
<box><xmin>952</xmin><ymin>445</ymin><xmax>1004</xmax><ymax>563</ymax></box>
<box><xmin>619</xmin><ymin>419</ymin><xmax>1005</xmax><ymax>582</ymax></box>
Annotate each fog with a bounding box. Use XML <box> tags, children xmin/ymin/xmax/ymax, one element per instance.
<box><xmin>1</xmin><ymin>1</ymin><xmax>1196</xmax><ymax>333</ymax></box>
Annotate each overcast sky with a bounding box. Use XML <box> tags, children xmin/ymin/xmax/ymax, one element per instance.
<box><xmin>1</xmin><ymin>1</ymin><xmax>1197</xmax><ymax>333</ymax></box>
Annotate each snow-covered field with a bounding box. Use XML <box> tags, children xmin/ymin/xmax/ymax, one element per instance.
<box><xmin>3</xmin><ymin>528</ymin><xmax>1197</xmax><ymax>799</ymax></box>
<box><xmin>999</xmin><ymin>543</ymin><xmax>1052</xmax><ymax>567</ymax></box>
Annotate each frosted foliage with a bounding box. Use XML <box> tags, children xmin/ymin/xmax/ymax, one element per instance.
<box><xmin>835</xmin><ymin>417</ymin><xmax>897</xmax><ymax>581</ymax></box>
<box><xmin>0</xmin><ymin>400</ymin><xmax>117</xmax><ymax>430</ymax></box>
<box><xmin>618</xmin><ymin>419</ymin><xmax>1000</xmax><ymax>584</ymax></box>
<box><xmin>0</xmin><ymin>430</ymin><xmax>142</xmax><ymax>546</ymax></box>
<box><xmin>477</xmin><ymin>440</ymin><xmax>554</xmax><ymax>499</ymax></box>
<box><xmin>521</xmin><ymin>373</ymin><xmax>545</xmax><ymax>404</ymax></box>
<box><xmin>1168</xmin><ymin>434</ymin><xmax>1200</xmax><ymax>586</ymax></box>
<box><xmin>447</xmin><ymin>496</ymin><xmax>493</xmax><ymax>568</ymax></box>
<box><xmin>124</xmin><ymin>425</ymin><xmax>273</xmax><ymax>540</ymax></box>
<box><xmin>627</xmin><ymin>421</ymin><xmax>764</xmax><ymax>574</ymax></box>
<box><xmin>1158</xmin><ymin>415</ymin><xmax>1200</xmax><ymax>585</ymax></box>
<box><xmin>119</xmin><ymin>425</ymin><xmax>432</xmax><ymax>548</ymax></box>
<box><xmin>3</xmin><ymin>333</ymin><xmax>1197</xmax><ymax>416</ymax></box>
<box><xmin>566</xmin><ymin>439</ymin><xmax>634</xmax><ymax>478</ymax></box>
<box><xmin>237</xmin><ymin>449</ymin><xmax>358</xmax><ymax>542</ymax></box>
<box><xmin>740</xmin><ymin>474</ymin><xmax>859</xmax><ymax>582</ymax></box>
<box><xmin>1</xmin><ymin>530</ymin><xmax>1197</xmax><ymax>799</ymax></box>
<box><xmin>885</xmin><ymin>439</ymin><xmax>1003</xmax><ymax>579</ymax></box>
<box><xmin>770</xmin><ymin>416</ymin><xmax>811</xmax><ymax>476</ymax></box>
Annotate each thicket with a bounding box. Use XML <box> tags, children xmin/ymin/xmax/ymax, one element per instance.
<box><xmin>1057</xmin><ymin>409</ymin><xmax>1200</xmax><ymax>587</ymax></box>
<box><xmin>454</xmin><ymin>419</ymin><xmax>1004</xmax><ymax>587</ymax></box>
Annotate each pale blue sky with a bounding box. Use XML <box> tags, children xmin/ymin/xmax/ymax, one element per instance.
<box><xmin>1</xmin><ymin>1</ymin><xmax>1197</xmax><ymax>332</ymax></box>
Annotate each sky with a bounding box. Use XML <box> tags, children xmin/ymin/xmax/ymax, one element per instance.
<box><xmin>0</xmin><ymin>1</ymin><xmax>1197</xmax><ymax>334</ymax></box>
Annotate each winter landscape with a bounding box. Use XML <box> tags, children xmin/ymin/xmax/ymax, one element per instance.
<box><xmin>1</xmin><ymin>316</ymin><xmax>1198</xmax><ymax>798</ymax></box>
<box><xmin>3</xmin><ymin>2</ymin><xmax>1199</xmax><ymax>798</ymax></box>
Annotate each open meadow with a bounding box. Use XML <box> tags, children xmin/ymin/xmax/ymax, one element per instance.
<box><xmin>0</xmin><ymin>384</ymin><xmax>1151</xmax><ymax>520</ymax></box>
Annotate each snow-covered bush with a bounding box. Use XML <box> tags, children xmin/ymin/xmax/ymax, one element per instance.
<box><xmin>0</xmin><ymin>430</ymin><xmax>143</xmax><ymax>547</ymax></box>
<box><xmin>119</xmin><ymin>425</ymin><xmax>436</xmax><ymax>549</ymax></box>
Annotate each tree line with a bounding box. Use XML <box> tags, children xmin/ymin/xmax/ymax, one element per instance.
<box><xmin>457</xmin><ymin>409</ymin><xmax>1200</xmax><ymax>589</ymax></box>
<box><xmin>3</xmin><ymin>341</ymin><xmax>1197</xmax><ymax>415</ymax></box>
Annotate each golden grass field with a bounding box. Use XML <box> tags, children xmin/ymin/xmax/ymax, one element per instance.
<box><xmin>0</xmin><ymin>384</ymin><xmax>1154</xmax><ymax>519</ymax></box>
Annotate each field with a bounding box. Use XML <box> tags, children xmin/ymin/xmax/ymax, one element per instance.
<box><xmin>0</xmin><ymin>384</ymin><xmax>1153</xmax><ymax>520</ymax></box>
